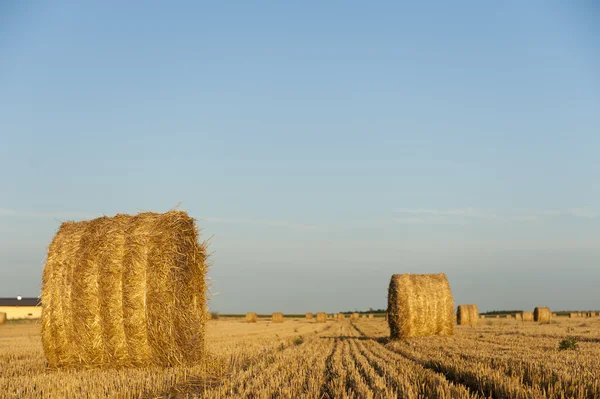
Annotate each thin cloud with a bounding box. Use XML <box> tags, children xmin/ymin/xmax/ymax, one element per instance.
<box><xmin>202</xmin><ymin>217</ymin><xmax>320</xmax><ymax>230</ymax></box>
<box><xmin>0</xmin><ymin>208</ymin><xmax>97</xmax><ymax>220</ymax></box>
<box><xmin>393</xmin><ymin>207</ymin><xmax>599</xmax><ymax>223</ymax></box>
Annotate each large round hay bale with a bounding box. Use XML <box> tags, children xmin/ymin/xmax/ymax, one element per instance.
<box><xmin>387</xmin><ymin>273</ymin><xmax>454</xmax><ymax>339</ymax></box>
<box><xmin>305</xmin><ymin>312</ymin><xmax>313</xmax><ymax>320</ymax></box>
<box><xmin>272</xmin><ymin>312</ymin><xmax>284</xmax><ymax>323</ymax></box>
<box><xmin>337</xmin><ymin>313</ymin><xmax>345</xmax><ymax>320</ymax></box>
<box><xmin>246</xmin><ymin>312</ymin><xmax>258</xmax><ymax>323</ymax></box>
<box><xmin>569</xmin><ymin>312</ymin><xmax>578</xmax><ymax>319</ymax></box>
<box><xmin>505</xmin><ymin>314</ymin><xmax>512</xmax><ymax>319</ymax></box>
<box><xmin>456</xmin><ymin>304</ymin><xmax>478</xmax><ymax>326</ymax></box>
<box><xmin>368</xmin><ymin>314</ymin><xmax>374</xmax><ymax>319</ymax></box>
<box><xmin>316</xmin><ymin>312</ymin><xmax>327</xmax><ymax>323</ymax></box>
<box><xmin>41</xmin><ymin>211</ymin><xmax>207</xmax><ymax>369</ymax></box>
<box><xmin>521</xmin><ymin>311</ymin><xmax>533</xmax><ymax>322</ymax></box>
<box><xmin>351</xmin><ymin>313</ymin><xmax>359</xmax><ymax>320</ymax></box>
<box><xmin>514</xmin><ymin>313</ymin><xmax>522</xmax><ymax>321</ymax></box>
<box><xmin>0</xmin><ymin>312</ymin><xmax>6</xmax><ymax>325</ymax></box>
<box><xmin>533</xmin><ymin>307</ymin><xmax>551</xmax><ymax>323</ymax></box>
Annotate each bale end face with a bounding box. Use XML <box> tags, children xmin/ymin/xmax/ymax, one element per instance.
<box><xmin>387</xmin><ymin>273</ymin><xmax>454</xmax><ymax>339</ymax></box>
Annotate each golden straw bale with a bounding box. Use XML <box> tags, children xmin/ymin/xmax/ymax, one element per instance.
<box><xmin>337</xmin><ymin>313</ymin><xmax>345</xmax><ymax>320</ymax></box>
<box><xmin>569</xmin><ymin>312</ymin><xmax>578</xmax><ymax>318</ymax></box>
<box><xmin>41</xmin><ymin>211</ymin><xmax>208</xmax><ymax>369</ymax></box>
<box><xmin>514</xmin><ymin>313</ymin><xmax>522</xmax><ymax>321</ymax></box>
<box><xmin>505</xmin><ymin>314</ymin><xmax>512</xmax><ymax>319</ymax></box>
<box><xmin>245</xmin><ymin>312</ymin><xmax>258</xmax><ymax>323</ymax></box>
<box><xmin>521</xmin><ymin>312</ymin><xmax>533</xmax><ymax>322</ymax></box>
<box><xmin>272</xmin><ymin>312</ymin><xmax>284</xmax><ymax>323</ymax></box>
<box><xmin>0</xmin><ymin>312</ymin><xmax>6</xmax><ymax>325</ymax></box>
<box><xmin>368</xmin><ymin>314</ymin><xmax>374</xmax><ymax>319</ymax></box>
<box><xmin>533</xmin><ymin>307</ymin><xmax>551</xmax><ymax>323</ymax></box>
<box><xmin>316</xmin><ymin>312</ymin><xmax>327</xmax><ymax>323</ymax></box>
<box><xmin>456</xmin><ymin>304</ymin><xmax>478</xmax><ymax>326</ymax></box>
<box><xmin>305</xmin><ymin>312</ymin><xmax>313</xmax><ymax>320</ymax></box>
<box><xmin>387</xmin><ymin>273</ymin><xmax>454</xmax><ymax>340</ymax></box>
<box><xmin>351</xmin><ymin>313</ymin><xmax>359</xmax><ymax>320</ymax></box>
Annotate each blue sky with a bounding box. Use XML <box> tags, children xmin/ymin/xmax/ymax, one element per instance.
<box><xmin>1</xmin><ymin>2</ymin><xmax>599</xmax><ymax>313</ymax></box>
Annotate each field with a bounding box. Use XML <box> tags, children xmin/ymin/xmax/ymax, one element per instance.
<box><xmin>1</xmin><ymin>316</ymin><xmax>600</xmax><ymax>398</ymax></box>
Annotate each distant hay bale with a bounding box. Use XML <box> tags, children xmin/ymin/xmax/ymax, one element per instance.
<box><xmin>569</xmin><ymin>312</ymin><xmax>578</xmax><ymax>319</ymax></box>
<box><xmin>480</xmin><ymin>315</ymin><xmax>485</xmax><ymax>319</ymax></box>
<box><xmin>246</xmin><ymin>312</ymin><xmax>258</xmax><ymax>323</ymax></box>
<box><xmin>351</xmin><ymin>313</ymin><xmax>359</xmax><ymax>320</ymax></box>
<box><xmin>522</xmin><ymin>312</ymin><xmax>533</xmax><ymax>322</ymax></box>
<box><xmin>0</xmin><ymin>312</ymin><xmax>6</xmax><ymax>325</ymax></box>
<box><xmin>533</xmin><ymin>307</ymin><xmax>551</xmax><ymax>323</ymax></box>
<box><xmin>368</xmin><ymin>314</ymin><xmax>374</xmax><ymax>319</ymax></box>
<box><xmin>456</xmin><ymin>304</ymin><xmax>478</xmax><ymax>326</ymax></box>
<box><xmin>495</xmin><ymin>315</ymin><xmax>499</xmax><ymax>319</ymax></box>
<box><xmin>337</xmin><ymin>313</ymin><xmax>345</xmax><ymax>320</ymax></box>
<box><xmin>41</xmin><ymin>211</ymin><xmax>208</xmax><ymax>369</ymax></box>
<box><xmin>387</xmin><ymin>273</ymin><xmax>454</xmax><ymax>340</ymax></box>
<box><xmin>316</xmin><ymin>312</ymin><xmax>327</xmax><ymax>323</ymax></box>
<box><xmin>305</xmin><ymin>312</ymin><xmax>313</xmax><ymax>320</ymax></box>
<box><xmin>272</xmin><ymin>312</ymin><xmax>284</xmax><ymax>323</ymax></box>
<box><xmin>552</xmin><ymin>313</ymin><xmax>557</xmax><ymax>317</ymax></box>
<box><xmin>505</xmin><ymin>315</ymin><xmax>512</xmax><ymax>319</ymax></box>
<box><xmin>514</xmin><ymin>313</ymin><xmax>522</xmax><ymax>321</ymax></box>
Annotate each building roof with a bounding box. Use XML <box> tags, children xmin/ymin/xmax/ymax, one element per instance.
<box><xmin>0</xmin><ymin>298</ymin><xmax>40</xmax><ymax>306</ymax></box>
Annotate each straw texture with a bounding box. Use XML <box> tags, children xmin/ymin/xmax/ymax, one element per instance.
<box><xmin>521</xmin><ymin>312</ymin><xmax>533</xmax><ymax>322</ymax></box>
<box><xmin>533</xmin><ymin>307</ymin><xmax>551</xmax><ymax>323</ymax></box>
<box><xmin>245</xmin><ymin>312</ymin><xmax>258</xmax><ymax>323</ymax></box>
<box><xmin>351</xmin><ymin>313</ymin><xmax>359</xmax><ymax>321</ymax></box>
<box><xmin>0</xmin><ymin>312</ymin><xmax>6</xmax><ymax>325</ymax></box>
<box><xmin>316</xmin><ymin>312</ymin><xmax>327</xmax><ymax>323</ymax></box>
<box><xmin>41</xmin><ymin>211</ymin><xmax>208</xmax><ymax>369</ymax></box>
<box><xmin>305</xmin><ymin>313</ymin><xmax>313</xmax><ymax>320</ymax></box>
<box><xmin>388</xmin><ymin>273</ymin><xmax>454</xmax><ymax>339</ymax></box>
<box><xmin>272</xmin><ymin>312</ymin><xmax>284</xmax><ymax>323</ymax></box>
<box><xmin>456</xmin><ymin>304</ymin><xmax>478</xmax><ymax>326</ymax></box>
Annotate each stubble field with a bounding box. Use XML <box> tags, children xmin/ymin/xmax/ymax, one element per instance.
<box><xmin>1</xmin><ymin>316</ymin><xmax>600</xmax><ymax>398</ymax></box>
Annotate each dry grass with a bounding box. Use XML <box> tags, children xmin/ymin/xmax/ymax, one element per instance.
<box><xmin>522</xmin><ymin>312</ymin><xmax>533</xmax><ymax>322</ymax></box>
<box><xmin>316</xmin><ymin>312</ymin><xmax>327</xmax><ymax>323</ymax></box>
<box><xmin>4</xmin><ymin>317</ymin><xmax>600</xmax><ymax>398</ymax></box>
<box><xmin>456</xmin><ymin>305</ymin><xmax>478</xmax><ymax>326</ymax></box>
<box><xmin>534</xmin><ymin>307</ymin><xmax>551</xmax><ymax>323</ymax></box>
<box><xmin>387</xmin><ymin>273</ymin><xmax>454</xmax><ymax>339</ymax></box>
<box><xmin>272</xmin><ymin>312</ymin><xmax>284</xmax><ymax>323</ymax></box>
<box><xmin>41</xmin><ymin>211</ymin><xmax>208</xmax><ymax>369</ymax></box>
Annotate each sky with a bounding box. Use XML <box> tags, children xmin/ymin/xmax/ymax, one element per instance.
<box><xmin>1</xmin><ymin>1</ymin><xmax>599</xmax><ymax>313</ymax></box>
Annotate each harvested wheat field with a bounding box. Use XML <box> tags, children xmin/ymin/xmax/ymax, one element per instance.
<box><xmin>2</xmin><ymin>316</ymin><xmax>600</xmax><ymax>398</ymax></box>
